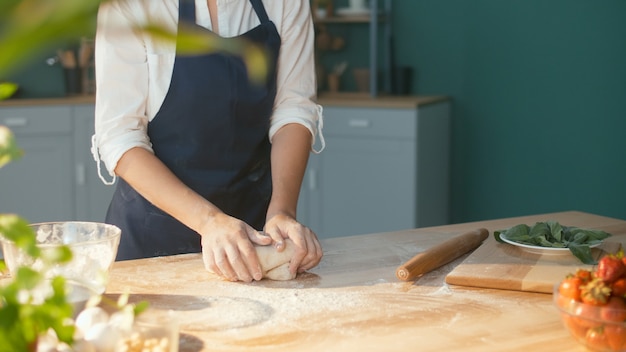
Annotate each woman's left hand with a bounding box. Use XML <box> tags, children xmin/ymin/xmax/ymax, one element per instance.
<box><xmin>264</xmin><ymin>213</ymin><xmax>323</xmax><ymax>276</ymax></box>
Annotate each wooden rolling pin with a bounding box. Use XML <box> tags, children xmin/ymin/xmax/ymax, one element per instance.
<box><xmin>396</xmin><ymin>228</ymin><xmax>489</xmax><ymax>281</ymax></box>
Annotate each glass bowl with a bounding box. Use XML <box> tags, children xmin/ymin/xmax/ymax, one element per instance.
<box><xmin>554</xmin><ymin>284</ymin><xmax>626</xmax><ymax>352</ymax></box>
<box><xmin>0</xmin><ymin>221</ymin><xmax>121</xmax><ymax>294</ymax></box>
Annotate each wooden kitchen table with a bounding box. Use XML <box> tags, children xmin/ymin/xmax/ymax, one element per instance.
<box><xmin>106</xmin><ymin>211</ymin><xmax>626</xmax><ymax>352</ymax></box>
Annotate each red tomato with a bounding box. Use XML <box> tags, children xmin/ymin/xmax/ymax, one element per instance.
<box><xmin>586</xmin><ymin>327</ymin><xmax>609</xmax><ymax>351</ymax></box>
<box><xmin>562</xmin><ymin>314</ymin><xmax>588</xmax><ymax>341</ymax></box>
<box><xmin>605</xmin><ymin>325</ymin><xmax>626</xmax><ymax>351</ymax></box>
<box><xmin>612</xmin><ymin>278</ymin><xmax>626</xmax><ymax>298</ymax></box>
<box><xmin>576</xmin><ymin>268</ymin><xmax>594</xmax><ymax>284</ymax></box>
<box><xmin>559</xmin><ymin>276</ymin><xmax>583</xmax><ymax>301</ymax></box>
<box><xmin>557</xmin><ymin>295</ymin><xmax>577</xmax><ymax>312</ymax></box>
<box><xmin>597</xmin><ymin>255</ymin><xmax>626</xmax><ymax>283</ymax></box>
<box><xmin>600</xmin><ymin>296</ymin><xmax>626</xmax><ymax>322</ymax></box>
<box><xmin>574</xmin><ymin>303</ymin><xmax>603</xmax><ymax>330</ymax></box>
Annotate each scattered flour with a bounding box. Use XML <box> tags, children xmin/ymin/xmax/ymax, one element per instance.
<box><xmin>193</xmin><ymin>281</ymin><xmax>371</xmax><ymax>330</ymax></box>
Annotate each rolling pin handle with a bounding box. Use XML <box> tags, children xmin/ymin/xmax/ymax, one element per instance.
<box><xmin>395</xmin><ymin>228</ymin><xmax>490</xmax><ymax>282</ymax></box>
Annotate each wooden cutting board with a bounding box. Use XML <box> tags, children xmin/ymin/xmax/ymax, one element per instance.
<box><xmin>445</xmin><ymin>237</ymin><xmax>622</xmax><ymax>294</ymax></box>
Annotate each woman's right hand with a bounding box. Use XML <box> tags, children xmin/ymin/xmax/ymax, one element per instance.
<box><xmin>199</xmin><ymin>212</ymin><xmax>273</xmax><ymax>282</ymax></box>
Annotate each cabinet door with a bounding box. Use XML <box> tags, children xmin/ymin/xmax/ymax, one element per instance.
<box><xmin>313</xmin><ymin>137</ymin><xmax>416</xmax><ymax>238</ymax></box>
<box><xmin>73</xmin><ymin>105</ymin><xmax>115</xmax><ymax>222</ymax></box>
<box><xmin>309</xmin><ymin>107</ymin><xmax>418</xmax><ymax>239</ymax></box>
<box><xmin>0</xmin><ymin>106</ymin><xmax>75</xmax><ymax>223</ymax></box>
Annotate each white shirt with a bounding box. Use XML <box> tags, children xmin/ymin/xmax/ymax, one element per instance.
<box><xmin>92</xmin><ymin>0</ymin><xmax>324</xmax><ymax>184</ymax></box>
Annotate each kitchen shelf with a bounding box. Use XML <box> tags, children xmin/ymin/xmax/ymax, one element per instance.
<box><xmin>313</xmin><ymin>0</ymin><xmax>392</xmax><ymax>97</ymax></box>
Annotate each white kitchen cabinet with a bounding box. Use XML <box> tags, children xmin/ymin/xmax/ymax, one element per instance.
<box><xmin>0</xmin><ymin>106</ymin><xmax>76</xmax><ymax>222</ymax></box>
<box><xmin>298</xmin><ymin>97</ymin><xmax>451</xmax><ymax>239</ymax></box>
<box><xmin>0</xmin><ymin>102</ymin><xmax>114</xmax><ymax>224</ymax></box>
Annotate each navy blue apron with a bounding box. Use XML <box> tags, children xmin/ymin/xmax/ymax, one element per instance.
<box><xmin>106</xmin><ymin>0</ymin><xmax>281</xmax><ymax>260</ymax></box>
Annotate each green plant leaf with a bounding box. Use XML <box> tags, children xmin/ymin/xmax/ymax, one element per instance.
<box><xmin>0</xmin><ymin>82</ymin><xmax>19</xmax><ymax>100</ymax></box>
<box><xmin>134</xmin><ymin>300</ymin><xmax>150</xmax><ymax>316</ymax></box>
<box><xmin>43</xmin><ymin>277</ymin><xmax>75</xmax><ymax>343</ymax></box>
<box><xmin>14</xmin><ymin>267</ymin><xmax>43</xmax><ymax>290</ymax></box>
<box><xmin>40</xmin><ymin>246</ymin><xmax>73</xmax><ymax>266</ymax></box>
<box><xmin>0</xmin><ymin>214</ymin><xmax>39</xmax><ymax>258</ymax></box>
<box><xmin>0</xmin><ymin>305</ymin><xmax>19</xmax><ymax>330</ymax></box>
<box><xmin>0</xmin><ymin>126</ymin><xmax>23</xmax><ymax>168</ymax></box>
<box><xmin>141</xmin><ymin>22</ymin><xmax>269</xmax><ymax>85</ymax></box>
<box><xmin>0</xmin><ymin>0</ymin><xmax>101</xmax><ymax>77</ymax></box>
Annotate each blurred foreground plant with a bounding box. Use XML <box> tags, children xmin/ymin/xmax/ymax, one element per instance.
<box><xmin>0</xmin><ymin>126</ymin><xmax>77</xmax><ymax>350</ymax></box>
<box><xmin>1</xmin><ymin>0</ymin><xmax>268</xmax><ymax>349</ymax></box>
<box><xmin>0</xmin><ymin>0</ymin><xmax>268</xmax><ymax>82</ymax></box>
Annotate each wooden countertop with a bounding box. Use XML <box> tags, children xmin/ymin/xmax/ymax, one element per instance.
<box><xmin>317</xmin><ymin>93</ymin><xmax>450</xmax><ymax>108</ymax></box>
<box><xmin>0</xmin><ymin>94</ymin><xmax>449</xmax><ymax>109</ymax></box>
<box><xmin>106</xmin><ymin>211</ymin><xmax>626</xmax><ymax>352</ymax></box>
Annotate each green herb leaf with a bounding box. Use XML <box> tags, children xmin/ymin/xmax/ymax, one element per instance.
<box><xmin>529</xmin><ymin>222</ymin><xmax>550</xmax><ymax>239</ymax></box>
<box><xmin>568</xmin><ymin>243</ymin><xmax>596</xmax><ymax>265</ymax></box>
<box><xmin>494</xmin><ymin>224</ymin><xmax>529</xmax><ymax>243</ymax></box>
<box><xmin>547</xmin><ymin>221</ymin><xmax>564</xmax><ymax>242</ymax></box>
<box><xmin>494</xmin><ymin>221</ymin><xmax>612</xmax><ymax>264</ymax></box>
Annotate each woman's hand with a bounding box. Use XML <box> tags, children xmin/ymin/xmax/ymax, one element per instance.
<box><xmin>199</xmin><ymin>212</ymin><xmax>273</xmax><ymax>282</ymax></box>
<box><xmin>264</xmin><ymin>213</ymin><xmax>323</xmax><ymax>276</ymax></box>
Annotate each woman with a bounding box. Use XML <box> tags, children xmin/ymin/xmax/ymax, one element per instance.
<box><xmin>91</xmin><ymin>0</ymin><xmax>324</xmax><ymax>282</ymax></box>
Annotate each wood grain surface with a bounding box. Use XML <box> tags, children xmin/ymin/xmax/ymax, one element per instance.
<box><xmin>105</xmin><ymin>211</ymin><xmax>626</xmax><ymax>352</ymax></box>
<box><xmin>445</xmin><ymin>213</ymin><xmax>625</xmax><ymax>293</ymax></box>
<box><xmin>396</xmin><ymin>228</ymin><xmax>488</xmax><ymax>281</ymax></box>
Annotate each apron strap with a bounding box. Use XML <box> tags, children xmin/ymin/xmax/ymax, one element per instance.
<box><xmin>250</xmin><ymin>0</ymin><xmax>270</xmax><ymax>24</ymax></box>
<box><xmin>179</xmin><ymin>0</ymin><xmax>196</xmax><ymax>22</ymax></box>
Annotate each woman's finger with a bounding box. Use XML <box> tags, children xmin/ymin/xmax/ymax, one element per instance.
<box><xmin>237</xmin><ymin>239</ymin><xmax>264</xmax><ymax>281</ymax></box>
<box><xmin>263</xmin><ymin>227</ymin><xmax>286</xmax><ymax>251</ymax></box>
<box><xmin>213</xmin><ymin>249</ymin><xmax>238</xmax><ymax>281</ymax></box>
<box><xmin>288</xmin><ymin>233</ymin><xmax>308</xmax><ymax>275</ymax></box>
<box><xmin>298</xmin><ymin>229</ymin><xmax>322</xmax><ymax>272</ymax></box>
<box><xmin>202</xmin><ymin>249</ymin><xmax>223</xmax><ymax>277</ymax></box>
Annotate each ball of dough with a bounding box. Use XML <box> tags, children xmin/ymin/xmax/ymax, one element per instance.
<box><xmin>255</xmin><ymin>239</ymin><xmax>296</xmax><ymax>281</ymax></box>
<box><xmin>205</xmin><ymin>239</ymin><xmax>297</xmax><ymax>281</ymax></box>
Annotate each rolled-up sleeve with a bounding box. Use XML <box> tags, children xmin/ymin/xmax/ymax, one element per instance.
<box><xmin>92</xmin><ymin>1</ymin><xmax>155</xmax><ymax>178</ymax></box>
<box><xmin>269</xmin><ymin>0</ymin><xmax>324</xmax><ymax>151</ymax></box>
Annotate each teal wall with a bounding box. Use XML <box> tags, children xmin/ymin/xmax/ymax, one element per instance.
<box><xmin>4</xmin><ymin>51</ymin><xmax>67</xmax><ymax>98</ymax></box>
<box><xmin>7</xmin><ymin>0</ymin><xmax>626</xmax><ymax>224</ymax></box>
<box><xmin>394</xmin><ymin>0</ymin><xmax>626</xmax><ymax>223</ymax></box>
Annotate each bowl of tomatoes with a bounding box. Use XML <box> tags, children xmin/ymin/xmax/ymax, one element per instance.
<box><xmin>554</xmin><ymin>252</ymin><xmax>626</xmax><ymax>351</ymax></box>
